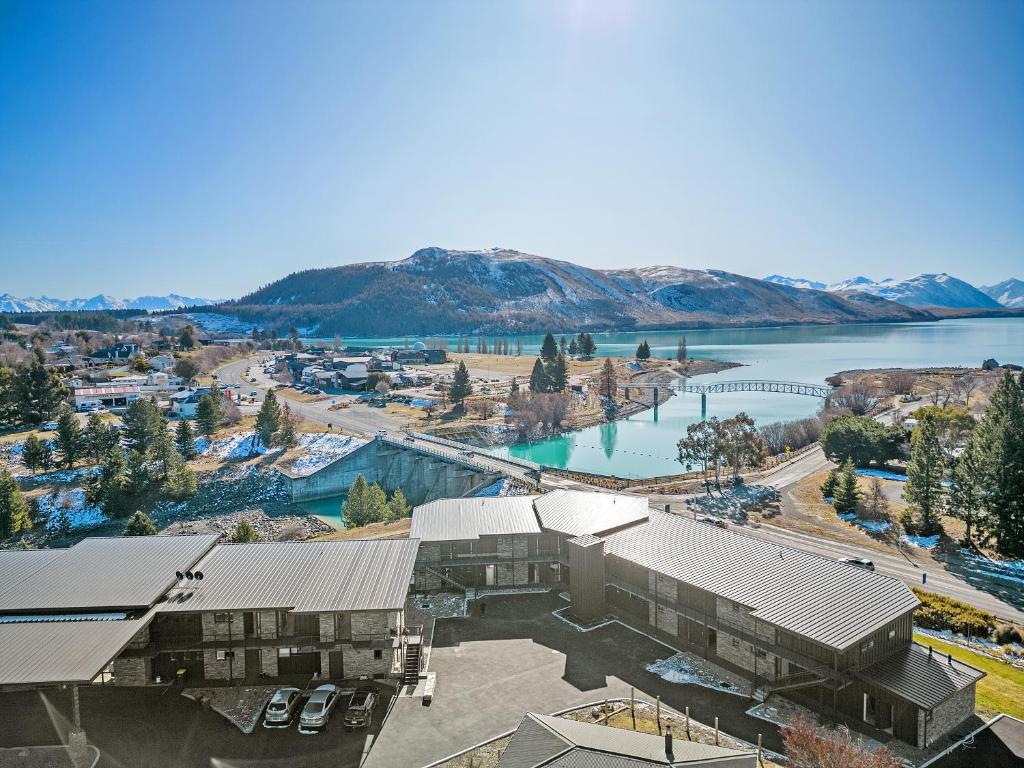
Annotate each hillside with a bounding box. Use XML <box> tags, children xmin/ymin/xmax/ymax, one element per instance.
<box><xmin>211</xmin><ymin>247</ymin><xmax>931</xmax><ymax>335</ymax></box>
<box><xmin>0</xmin><ymin>293</ymin><xmax>220</xmax><ymax>313</ymax></box>
<box><xmin>981</xmin><ymin>278</ymin><xmax>1024</xmax><ymax>309</ymax></box>
<box><xmin>766</xmin><ymin>273</ymin><xmax>1001</xmax><ymax>310</ymax></box>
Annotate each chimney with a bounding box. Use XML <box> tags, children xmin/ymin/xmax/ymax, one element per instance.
<box><xmin>665</xmin><ymin>725</ymin><xmax>673</xmax><ymax>760</ymax></box>
<box><xmin>665</xmin><ymin>504</ymin><xmax>670</xmax><ymax>513</ymax></box>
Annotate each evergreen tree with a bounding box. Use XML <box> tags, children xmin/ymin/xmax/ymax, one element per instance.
<box><xmin>0</xmin><ymin>468</ymin><xmax>31</xmax><ymax>538</ymax></box>
<box><xmin>343</xmin><ymin>475</ymin><xmax>370</xmax><ymax>528</ymax></box>
<box><xmin>54</xmin><ymin>407</ymin><xmax>84</xmax><ymax>468</ymax></box>
<box><xmin>676</xmin><ymin>337</ymin><xmax>687</xmax><ymax>363</ymax></box>
<box><xmin>678</xmin><ymin>419</ymin><xmax>719</xmax><ymax>488</ymax></box>
<box><xmin>123</xmin><ymin>510</ymin><xmax>157</xmax><ymax>536</ymax></box>
<box><xmin>568</xmin><ymin>338</ymin><xmax>579</xmax><ymax>356</ymax></box>
<box><xmin>124</xmin><ymin>450</ymin><xmax>151</xmax><ymax>497</ymax></box>
<box><xmin>9</xmin><ymin>350</ymin><xmax>67</xmax><ymax>426</ymax></box>
<box><xmin>904</xmin><ymin>414</ymin><xmax>946</xmax><ymax>535</ymax></box>
<box><xmin>577</xmin><ymin>333</ymin><xmax>597</xmax><ymax>358</ymax></box>
<box><xmin>84</xmin><ymin>413</ymin><xmax>117</xmax><ymax>463</ymax></box>
<box><xmin>529</xmin><ymin>358</ymin><xmax>550</xmax><ymax>393</ymax></box>
<box><xmin>255</xmin><ymin>389</ymin><xmax>282</xmax><ymax>446</ymax></box>
<box><xmin>93</xmin><ymin>448</ymin><xmax>131</xmax><ymax>518</ymax></box>
<box><xmin>540</xmin><ymin>332</ymin><xmax>558</xmax><ymax>361</ymax></box>
<box><xmin>196</xmin><ymin>393</ymin><xmax>220</xmax><ymax>438</ymax></box>
<box><xmin>122</xmin><ymin>397</ymin><xmax>163</xmax><ymax>454</ymax></box>
<box><xmin>163</xmin><ymin>452</ymin><xmax>197</xmax><ymax>500</ymax></box>
<box><xmin>386</xmin><ymin>488</ymin><xmax>411</xmax><ymax>522</ymax></box>
<box><xmin>279</xmin><ymin>403</ymin><xmax>297</xmax><ymax>448</ymax></box>
<box><xmin>598</xmin><ymin>357</ymin><xmax>617</xmax><ymax>400</ymax></box>
<box><xmin>832</xmin><ymin>460</ymin><xmax>860</xmax><ymax>515</ymax></box>
<box><xmin>948</xmin><ymin>438</ymin><xmax>983</xmax><ymax>545</ymax></box>
<box><xmin>448</xmin><ymin>361</ymin><xmax>473</xmax><ymax>404</ymax></box>
<box><xmin>232</xmin><ymin>519</ymin><xmax>258</xmax><ymax>543</ymax></box>
<box><xmin>178</xmin><ymin>324</ymin><xmax>197</xmax><ymax>349</ymax></box>
<box><xmin>509</xmin><ymin>377</ymin><xmax>519</xmax><ymax>394</ymax></box>
<box><xmin>149</xmin><ymin>427</ymin><xmax>176</xmax><ymax>480</ymax></box>
<box><xmin>820</xmin><ymin>470</ymin><xmax>839</xmax><ymax>500</ymax></box>
<box><xmin>22</xmin><ymin>434</ymin><xmax>53</xmax><ymax>475</ymax></box>
<box><xmin>366</xmin><ymin>483</ymin><xmax>390</xmax><ymax>523</ymax></box>
<box><xmin>175</xmin><ymin>419</ymin><xmax>197</xmax><ymax>459</ymax></box>
<box><xmin>559</xmin><ymin>336</ymin><xmax>567</xmax><ymax>354</ymax></box>
<box><xmin>636</xmin><ymin>340</ymin><xmax>651</xmax><ymax>360</ymax></box>
<box><xmin>547</xmin><ymin>353</ymin><xmax>568</xmax><ymax>392</ymax></box>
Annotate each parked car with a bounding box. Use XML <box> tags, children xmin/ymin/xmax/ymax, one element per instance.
<box><xmin>298</xmin><ymin>684</ymin><xmax>341</xmax><ymax>733</ymax></box>
<box><xmin>343</xmin><ymin>687</ymin><xmax>377</xmax><ymax>731</ymax></box>
<box><xmin>263</xmin><ymin>687</ymin><xmax>303</xmax><ymax>728</ymax></box>
<box><xmin>839</xmin><ymin>557</ymin><xmax>875</xmax><ymax>571</ymax></box>
<box><xmin>249</xmin><ymin>391</ymin><xmax>258</xmax><ymax>399</ymax></box>
<box><xmin>697</xmin><ymin>516</ymin><xmax>726</xmax><ymax>528</ymax></box>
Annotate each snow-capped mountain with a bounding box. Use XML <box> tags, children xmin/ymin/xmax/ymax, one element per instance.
<box><xmin>762</xmin><ymin>273</ymin><xmax>1001</xmax><ymax>309</ymax></box>
<box><xmin>981</xmin><ymin>278</ymin><xmax>1024</xmax><ymax>309</ymax></box>
<box><xmin>0</xmin><ymin>293</ymin><xmax>221</xmax><ymax>313</ymax></box>
<box><xmin>762</xmin><ymin>275</ymin><xmax>827</xmax><ymax>291</ymax></box>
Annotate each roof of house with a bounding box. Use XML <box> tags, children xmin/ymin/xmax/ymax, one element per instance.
<box><xmin>410</xmin><ymin>497</ymin><xmax>540</xmax><ymax>541</ymax></box>
<box><xmin>0</xmin><ymin>536</ymin><xmax>219</xmax><ymax>613</ymax></box>
<box><xmin>856</xmin><ymin>642</ymin><xmax>985</xmax><ymax>710</ymax></box>
<box><xmin>534</xmin><ymin>491</ymin><xmax>650</xmax><ymax>537</ymax></box>
<box><xmin>159</xmin><ymin>539</ymin><xmax>420</xmax><ymax>613</ymax></box>
<box><xmin>72</xmin><ymin>385</ymin><xmax>142</xmax><ymax>397</ymax></box>
<box><xmin>604</xmin><ymin>511</ymin><xmax>919</xmax><ymax>651</ymax></box>
<box><xmin>496</xmin><ymin>713</ymin><xmax>756</xmax><ymax>768</ymax></box>
<box><xmin>0</xmin><ymin>610</ymin><xmax>155</xmax><ymax>685</ymax></box>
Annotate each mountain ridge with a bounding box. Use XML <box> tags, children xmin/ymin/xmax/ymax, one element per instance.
<box><xmin>0</xmin><ymin>293</ymin><xmax>222</xmax><ymax>314</ymax></box>
<box><xmin>764</xmin><ymin>273</ymin><xmax>1004</xmax><ymax>309</ymax></box>
<box><xmin>981</xmin><ymin>278</ymin><xmax>1024</xmax><ymax>309</ymax></box>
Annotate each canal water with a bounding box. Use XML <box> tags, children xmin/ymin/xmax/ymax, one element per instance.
<box><xmin>300</xmin><ymin>494</ymin><xmax>347</xmax><ymax>529</ymax></box>
<box><xmin>313</xmin><ymin>319</ymin><xmax>1024</xmax><ymax>478</ymax></box>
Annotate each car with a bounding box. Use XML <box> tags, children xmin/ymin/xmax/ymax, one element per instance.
<box><xmin>839</xmin><ymin>557</ymin><xmax>875</xmax><ymax>571</ymax></box>
<box><xmin>697</xmin><ymin>516</ymin><xmax>726</xmax><ymax>528</ymax></box>
<box><xmin>343</xmin><ymin>687</ymin><xmax>377</xmax><ymax>731</ymax></box>
<box><xmin>404</xmin><ymin>435</ymin><xmax>415</xmax><ymax>442</ymax></box>
<box><xmin>263</xmin><ymin>687</ymin><xmax>303</xmax><ymax>728</ymax></box>
<box><xmin>249</xmin><ymin>391</ymin><xmax>258</xmax><ymax>398</ymax></box>
<box><xmin>298</xmin><ymin>684</ymin><xmax>341</xmax><ymax>733</ymax></box>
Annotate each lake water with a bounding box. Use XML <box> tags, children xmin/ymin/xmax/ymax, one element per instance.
<box><xmin>300</xmin><ymin>494</ymin><xmax>347</xmax><ymax>528</ymax></box>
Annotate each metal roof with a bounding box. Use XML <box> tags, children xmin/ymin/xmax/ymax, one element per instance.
<box><xmin>496</xmin><ymin>713</ymin><xmax>755</xmax><ymax>768</ymax></box>
<box><xmin>534</xmin><ymin>491</ymin><xmax>649</xmax><ymax>537</ymax></box>
<box><xmin>410</xmin><ymin>497</ymin><xmax>540</xmax><ymax>542</ymax></box>
<box><xmin>160</xmin><ymin>539</ymin><xmax>420</xmax><ymax>613</ymax></box>
<box><xmin>604</xmin><ymin>511</ymin><xmax>919</xmax><ymax>651</ymax></box>
<box><xmin>72</xmin><ymin>385</ymin><xmax>141</xmax><ymax>397</ymax></box>
<box><xmin>856</xmin><ymin>642</ymin><xmax>985</xmax><ymax>710</ymax></box>
<box><xmin>0</xmin><ymin>611</ymin><xmax>153</xmax><ymax>685</ymax></box>
<box><xmin>0</xmin><ymin>536</ymin><xmax>219</xmax><ymax>613</ymax></box>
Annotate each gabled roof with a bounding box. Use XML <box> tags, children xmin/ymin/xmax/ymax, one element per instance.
<box><xmin>534</xmin><ymin>491</ymin><xmax>649</xmax><ymax>537</ymax></box>
<box><xmin>410</xmin><ymin>497</ymin><xmax>540</xmax><ymax>541</ymax></box>
<box><xmin>856</xmin><ymin>642</ymin><xmax>985</xmax><ymax>709</ymax></box>
<box><xmin>159</xmin><ymin>539</ymin><xmax>420</xmax><ymax>613</ymax></box>
<box><xmin>496</xmin><ymin>713</ymin><xmax>755</xmax><ymax>767</ymax></box>
<box><xmin>0</xmin><ymin>535</ymin><xmax>219</xmax><ymax>613</ymax></box>
<box><xmin>604</xmin><ymin>511</ymin><xmax>919</xmax><ymax>651</ymax></box>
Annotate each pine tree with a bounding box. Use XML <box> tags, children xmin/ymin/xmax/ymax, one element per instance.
<box><xmin>529</xmin><ymin>358</ymin><xmax>550</xmax><ymax>393</ymax></box>
<box><xmin>676</xmin><ymin>337</ymin><xmax>687</xmax><ymax>364</ymax></box>
<box><xmin>577</xmin><ymin>333</ymin><xmax>596</xmax><ymax>358</ymax></box>
<box><xmin>598</xmin><ymin>357</ymin><xmax>617</xmax><ymax>400</ymax></box>
<box><xmin>820</xmin><ymin>470</ymin><xmax>839</xmax><ymax>500</ymax></box>
<box><xmin>94</xmin><ymin>448</ymin><xmax>131</xmax><ymax>518</ymax></box>
<box><xmin>636</xmin><ymin>340</ymin><xmax>651</xmax><ymax>360</ymax></box>
<box><xmin>832</xmin><ymin>460</ymin><xmax>860</xmax><ymax>514</ymax></box>
<box><xmin>386</xmin><ymin>488</ymin><xmax>411</xmax><ymax>522</ymax></box>
<box><xmin>149</xmin><ymin>428</ymin><xmax>176</xmax><ymax>480</ymax></box>
<box><xmin>509</xmin><ymin>377</ymin><xmax>519</xmax><ymax>394</ymax></box>
<box><xmin>196</xmin><ymin>393</ymin><xmax>219</xmax><ymax>438</ymax></box>
<box><xmin>84</xmin><ymin>413</ymin><xmax>117</xmax><ymax>463</ymax></box>
<box><xmin>22</xmin><ymin>434</ymin><xmax>53</xmax><ymax>475</ymax></box>
<box><xmin>972</xmin><ymin>370</ymin><xmax>1024</xmax><ymax>555</ymax></box>
<box><xmin>124</xmin><ymin>450</ymin><xmax>151</xmax><ymax>497</ymax></box>
<box><xmin>232</xmin><ymin>519</ymin><xmax>258</xmax><ymax>543</ymax></box>
<box><xmin>0</xmin><ymin>468</ymin><xmax>31</xmax><ymax>538</ymax></box>
<box><xmin>948</xmin><ymin>438</ymin><xmax>983</xmax><ymax>545</ymax></box>
<box><xmin>54</xmin><ymin>407</ymin><xmax>84</xmax><ymax>468</ymax></box>
<box><xmin>163</xmin><ymin>452</ymin><xmax>198</xmax><ymax>500</ymax></box>
<box><xmin>343</xmin><ymin>475</ymin><xmax>370</xmax><ymax>528</ymax></box>
<box><xmin>123</xmin><ymin>510</ymin><xmax>157</xmax><ymax>536</ymax></box>
<box><xmin>255</xmin><ymin>389</ymin><xmax>282</xmax><ymax>447</ymax></box>
<box><xmin>175</xmin><ymin>419</ymin><xmax>197</xmax><ymax>459</ymax></box>
<box><xmin>178</xmin><ymin>325</ymin><xmax>197</xmax><ymax>349</ymax></box>
<box><xmin>12</xmin><ymin>350</ymin><xmax>68</xmax><ymax>425</ymax></box>
<box><xmin>559</xmin><ymin>336</ymin><xmax>567</xmax><ymax>354</ymax></box>
<box><xmin>366</xmin><ymin>483</ymin><xmax>390</xmax><ymax>523</ymax></box>
<box><xmin>122</xmin><ymin>397</ymin><xmax>162</xmax><ymax>454</ymax></box>
<box><xmin>540</xmin><ymin>333</ymin><xmax>558</xmax><ymax>361</ymax></box>
<box><xmin>279</xmin><ymin>403</ymin><xmax>297</xmax><ymax>448</ymax></box>
<box><xmin>547</xmin><ymin>353</ymin><xmax>568</xmax><ymax>392</ymax></box>
<box><xmin>904</xmin><ymin>413</ymin><xmax>946</xmax><ymax>535</ymax></box>
<box><xmin>568</xmin><ymin>338</ymin><xmax>579</xmax><ymax>356</ymax></box>
<box><xmin>448</xmin><ymin>361</ymin><xmax>473</xmax><ymax>404</ymax></box>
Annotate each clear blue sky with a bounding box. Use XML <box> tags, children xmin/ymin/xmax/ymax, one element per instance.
<box><xmin>1</xmin><ymin>0</ymin><xmax>1021</xmax><ymax>298</ymax></box>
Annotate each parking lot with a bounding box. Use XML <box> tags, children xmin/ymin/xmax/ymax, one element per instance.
<box><xmin>0</xmin><ymin>683</ymin><xmax>393</xmax><ymax>768</ymax></box>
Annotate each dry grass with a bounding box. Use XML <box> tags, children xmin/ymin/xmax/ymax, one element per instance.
<box><xmin>313</xmin><ymin>517</ymin><xmax>411</xmax><ymax>541</ymax></box>
<box><xmin>274</xmin><ymin>387</ymin><xmax>331</xmax><ymax>404</ymax></box>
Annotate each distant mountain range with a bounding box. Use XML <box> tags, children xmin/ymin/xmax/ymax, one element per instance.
<box><xmin>205</xmin><ymin>247</ymin><xmax>931</xmax><ymax>336</ymax></box>
<box><xmin>981</xmin><ymin>278</ymin><xmax>1024</xmax><ymax>309</ymax></box>
<box><xmin>0</xmin><ymin>293</ymin><xmax>221</xmax><ymax>314</ymax></box>
<box><xmin>763</xmin><ymin>273</ymin><xmax>1010</xmax><ymax>310</ymax></box>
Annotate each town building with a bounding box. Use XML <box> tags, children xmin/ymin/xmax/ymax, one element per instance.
<box><xmin>71</xmin><ymin>384</ymin><xmax>142</xmax><ymax>411</ymax></box>
<box><xmin>169</xmin><ymin>387</ymin><xmax>210</xmax><ymax>418</ymax></box>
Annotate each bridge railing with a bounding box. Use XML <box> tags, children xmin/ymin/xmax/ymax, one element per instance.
<box><xmin>377</xmin><ymin>434</ymin><xmax>540</xmax><ymax>488</ymax></box>
<box><xmin>619</xmin><ymin>379</ymin><xmax>831</xmax><ymax>398</ymax></box>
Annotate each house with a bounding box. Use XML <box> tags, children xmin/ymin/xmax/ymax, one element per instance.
<box><xmin>331</xmin><ymin>359</ymin><xmax>369</xmax><ymax>389</ymax></box>
<box><xmin>148</xmin><ymin>354</ymin><xmax>175</xmax><ymax>372</ymax></box>
<box><xmin>0</xmin><ymin>536</ymin><xmax>421</xmax><ymax>688</ymax></box>
<box><xmin>169</xmin><ymin>387</ymin><xmax>210</xmax><ymax>418</ymax></box>
<box><xmin>71</xmin><ymin>384</ymin><xmax>142</xmax><ymax>411</ymax></box>
<box><xmin>409</xmin><ymin>490</ymin><xmax>983</xmax><ymax>749</ymax></box>
<box><xmin>88</xmin><ymin>343</ymin><xmax>139</xmax><ymax>364</ymax></box>
<box><xmin>497</xmin><ymin>712</ymin><xmax>756</xmax><ymax>767</ymax></box>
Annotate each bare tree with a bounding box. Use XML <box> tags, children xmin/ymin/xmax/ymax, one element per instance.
<box><xmin>827</xmin><ymin>382</ymin><xmax>876</xmax><ymax>415</ymax></box>
<box><xmin>884</xmin><ymin>370</ymin><xmax>916</xmax><ymax>396</ymax></box>
<box><xmin>782</xmin><ymin>717</ymin><xmax>902</xmax><ymax>768</ymax></box>
<box><xmin>950</xmin><ymin>373</ymin><xmax>980</xmax><ymax>407</ymax></box>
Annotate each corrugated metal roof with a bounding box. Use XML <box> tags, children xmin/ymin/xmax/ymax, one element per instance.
<box><xmin>0</xmin><ymin>536</ymin><xmax>220</xmax><ymax>613</ymax></box>
<box><xmin>534</xmin><ymin>491</ymin><xmax>649</xmax><ymax>537</ymax></box>
<box><xmin>410</xmin><ymin>497</ymin><xmax>540</xmax><ymax>542</ymax></box>
<box><xmin>160</xmin><ymin>539</ymin><xmax>420</xmax><ymax>613</ymax></box>
<box><xmin>567</xmin><ymin>534</ymin><xmax>604</xmax><ymax>548</ymax></box>
<box><xmin>604</xmin><ymin>511</ymin><xmax>919</xmax><ymax>651</ymax></box>
<box><xmin>73</xmin><ymin>386</ymin><xmax>141</xmax><ymax>397</ymax></box>
<box><xmin>856</xmin><ymin>643</ymin><xmax>985</xmax><ymax>709</ymax></box>
<box><xmin>0</xmin><ymin>549</ymin><xmax>64</xmax><ymax>590</ymax></box>
<box><xmin>496</xmin><ymin>713</ymin><xmax>572</xmax><ymax>768</ymax></box>
<box><xmin>0</xmin><ymin>610</ymin><xmax>153</xmax><ymax>685</ymax></box>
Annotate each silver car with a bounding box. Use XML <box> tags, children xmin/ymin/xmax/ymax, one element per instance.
<box><xmin>298</xmin><ymin>684</ymin><xmax>341</xmax><ymax>733</ymax></box>
<box><xmin>263</xmin><ymin>687</ymin><xmax>302</xmax><ymax>728</ymax></box>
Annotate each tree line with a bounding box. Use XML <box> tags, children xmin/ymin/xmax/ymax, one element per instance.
<box><xmin>677</xmin><ymin>413</ymin><xmax>767</xmax><ymax>489</ymax></box>
<box><xmin>342</xmin><ymin>475</ymin><xmax>410</xmax><ymax>528</ymax></box>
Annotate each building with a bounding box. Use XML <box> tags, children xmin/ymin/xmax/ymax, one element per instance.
<box><xmin>148</xmin><ymin>354</ymin><xmax>175</xmax><ymax>372</ymax></box>
<box><xmin>71</xmin><ymin>384</ymin><xmax>142</xmax><ymax>411</ymax></box>
<box><xmin>169</xmin><ymin>387</ymin><xmax>210</xmax><ymax>418</ymax></box>
<box><xmin>88</xmin><ymin>343</ymin><xmax>139</xmax><ymax>364</ymax></box>
<box><xmin>409</xmin><ymin>490</ymin><xmax>983</xmax><ymax>748</ymax></box>
<box><xmin>0</xmin><ymin>536</ymin><xmax>421</xmax><ymax>689</ymax></box>
<box><xmin>496</xmin><ymin>713</ymin><xmax>756</xmax><ymax>768</ymax></box>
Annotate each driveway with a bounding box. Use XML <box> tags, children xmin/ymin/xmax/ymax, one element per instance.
<box><xmin>364</xmin><ymin>592</ymin><xmax>782</xmax><ymax>768</ymax></box>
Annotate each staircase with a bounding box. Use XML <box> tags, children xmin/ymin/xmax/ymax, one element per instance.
<box><xmin>754</xmin><ymin>671</ymin><xmax>825</xmax><ymax>704</ymax></box>
<box><xmin>402</xmin><ymin>641</ymin><xmax>421</xmax><ymax>685</ymax></box>
<box><xmin>424</xmin><ymin>566</ymin><xmax>470</xmax><ymax>593</ymax></box>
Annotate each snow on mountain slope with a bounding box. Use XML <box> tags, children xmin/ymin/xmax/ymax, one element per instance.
<box><xmin>981</xmin><ymin>278</ymin><xmax>1024</xmax><ymax>308</ymax></box>
<box><xmin>830</xmin><ymin>273</ymin><xmax>1000</xmax><ymax>309</ymax></box>
<box><xmin>0</xmin><ymin>293</ymin><xmax>221</xmax><ymax>313</ymax></box>
<box><xmin>763</xmin><ymin>275</ymin><xmax>827</xmax><ymax>291</ymax></box>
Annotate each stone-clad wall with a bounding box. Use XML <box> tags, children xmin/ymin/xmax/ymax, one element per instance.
<box><xmin>203</xmin><ymin>648</ymin><xmax>245</xmax><ymax>681</ymax></box>
<box><xmin>920</xmin><ymin>684</ymin><xmax>976</xmax><ymax>747</ymax></box>
<box><xmin>201</xmin><ymin>611</ymin><xmax>244</xmax><ymax>642</ymax></box>
<box><xmin>647</xmin><ymin>573</ymin><xmax>678</xmax><ymax>636</ymax></box>
<box><xmin>319</xmin><ymin>613</ymin><xmax>336</xmax><ymax>643</ymax></box>
<box><xmin>112</xmin><ymin>656</ymin><xmax>150</xmax><ymax>686</ymax></box>
<box><xmin>344</xmin><ymin>647</ymin><xmax>389</xmax><ymax>678</ymax></box>
<box><xmin>352</xmin><ymin>611</ymin><xmax>393</xmax><ymax>638</ymax></box>
<box><xmin>261</xmin><ymin>648</ymin><xmax>278</xmax><ymax>677</ymax></box>
<box><xmin>258</xmin><ymin>611</ymin><xmax>278</xmax><ymax>639</ymax></box>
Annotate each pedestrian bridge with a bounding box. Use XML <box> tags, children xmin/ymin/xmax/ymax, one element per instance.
<box><xmin>621</xmin><ymin>379</ymin><xmax>831</xmax><ymax>398</ymax></box>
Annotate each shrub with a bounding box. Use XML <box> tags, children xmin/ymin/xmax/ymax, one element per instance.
<box><xmin>992</xmin><ymin>623</ymin><xmax>1023</xmax><ymax>645</ymax></box>
<box><xmin>913</xmin><ymin>588</ymin><xmax>995</xmax><ymax>636</ymax></box>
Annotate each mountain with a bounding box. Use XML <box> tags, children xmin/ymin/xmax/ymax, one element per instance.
<box><xmin>213</xmin><ymin>247</ymin><xmax>931</xmax><ymax>335</ymax></box>
<box><xmin>763</xmin><ymin>275</ymin><xmax>826</xmax><ymax>291</ymax></box>
<box><xmin>0</xmin><ymin>293</ymin><xmax>221</xmax><ymax>314</ymax></box>
<box><xmin>981</xmin><ymin>278</ymin><xmax>1024</xmax><ymax>309</ymax></box>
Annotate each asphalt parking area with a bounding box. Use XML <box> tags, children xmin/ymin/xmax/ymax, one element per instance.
<box><xmin>0</xmin><ymin>683</ymin><xmax>392</xmax><ymax>768</ymax></box>
<box><xmin>365</xmin><ymin>591</ymin><xmax>782</xmax><ymax>768</ymax></box>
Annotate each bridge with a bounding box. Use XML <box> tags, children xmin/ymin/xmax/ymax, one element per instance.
<box><xmin>620</xmin><ymin>379</ymin><xmax>832</xmax><ymax>418</ymax></box>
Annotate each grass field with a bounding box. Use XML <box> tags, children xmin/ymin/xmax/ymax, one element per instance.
<box><xmin>914</xmin><ymin>632</ymin><xmax>1024</xmax><ymax>719</ymax></box>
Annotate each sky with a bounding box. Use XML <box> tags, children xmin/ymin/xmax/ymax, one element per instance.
<box><xmin>0</xmin><ymin>0</ymin><xmax>1022</xmax><ymax>299</ymax></box>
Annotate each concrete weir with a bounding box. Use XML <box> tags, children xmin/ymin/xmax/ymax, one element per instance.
<box><xmin>278</xmin><ymin>435</ymin><xmax>519</xmax><ymax>505</ymax></box>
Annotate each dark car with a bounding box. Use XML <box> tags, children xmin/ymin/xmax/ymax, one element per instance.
<box><xmin>697</xmin><ymin>516</ymin><xmax>726</xmax><ymax>528</ymax></box>
<box><xmin>839</xmin><ymin>557</ymin><xmax>875</xmax><ymax>571</ymax></box>
<box><xmin>342</xmin><ymin>687</ymin><xmax>377</xmax><ymax>731</ymax></box>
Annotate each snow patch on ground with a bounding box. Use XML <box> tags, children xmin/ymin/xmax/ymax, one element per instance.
<box><xmin>645</xmin><ymin>654</ymin><xmax>745</xmax><ymax>695</ymax></box>
<box><xmin>901</xmin><ymin>534</ymin><xmax>940</xmax><ymax>549</ymax></box>
<box><xmin>855</xmin><ymin>469</ymin><xmax>908</xmax><ymax>482</ymax></box>
<box><xmin>473</xmin><ymin>478</ymin><xmax>532</xmax><ymax>497</ymax></box>
<box><xmin>856</xmin><ymin>519</ymin><xmax>892</xmax><ymax>533</ymax></box>
<box><xmin>199</xmin><ymin>432</ymin><xmax>268</xmax><ymax>459</ymax></box>
<box><xmin>959</xmin><ymin>549</ymin><xmax>1024</xmax><ymax>587</ymax></box>
<box><xmin>38</xmin><ymin>489</ymin><xmax>105</xmax><ymax>530</ymax></box>
<box><xmin>284</xmin><ymin>433</ymin><xmax>368</xmax><ymax>477</ymax></box>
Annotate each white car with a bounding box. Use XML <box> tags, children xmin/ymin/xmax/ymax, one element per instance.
<box><xmin>298</xmin><ymin>684</ymin><xmax>341</xmax><ymax>733</ymax></box>
<box><xmin>263</xmin><ymin>687</ymin><xmax>302</xmax><ymax>728</ymax></box>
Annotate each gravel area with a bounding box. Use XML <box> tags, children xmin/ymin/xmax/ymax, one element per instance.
<box><xmin>163</xmin><ymin>507</ymin><xmax>332</xmax><ymax>540</ymax></box>
<box><xmin>183</xmin><ymin>686</ymin><xmax>276</xmax><ymax>733</ymax></box>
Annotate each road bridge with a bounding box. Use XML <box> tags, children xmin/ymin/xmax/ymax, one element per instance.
<box><xmin>620</xmin><ymin>379</ymin><xmax>831</xmax><ymax>418</ymax></box>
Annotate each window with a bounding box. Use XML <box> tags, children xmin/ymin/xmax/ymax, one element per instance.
<box><xmin>278</xmin><ymin>647</ymin><xmax>296</xmax><ymax>658</ymax></box>
<box><xmin>861</xmin><ymin>639</ymin><xmax>875</xmax><ymax>654</ymax></box>
<box><xmin>754</xmin><ymin>648</ymin><xmax>768</xmax><ymax>659</ymax></box>
<box><xmin>373</xmin><ymin>649</ymin><xmax>382</xmax><ymax>660</ymax></box>
<box><xmin>214</xmin><ymin>612</ymin><xmax>232</xmax><ymax>623</ymax></box>
<box><xmin>216</xmin><ymin>649</ymin><xmax>226</xmax><ymax>661</ymax></box>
